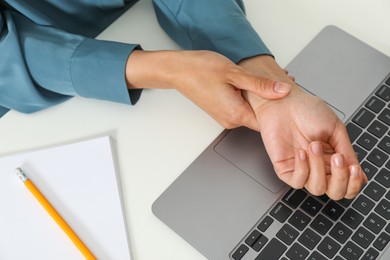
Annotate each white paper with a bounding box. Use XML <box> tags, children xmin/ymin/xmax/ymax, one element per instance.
<box><xmin>0</xmin><ymin>136</ymin><xmax>131</xmax><ymax>260</ymax></box>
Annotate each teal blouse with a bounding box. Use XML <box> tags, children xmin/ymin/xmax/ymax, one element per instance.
<box><xmin>0</xmin><ymin>0</ymin><xmax>271</xmax><ymax>117</ymax></box>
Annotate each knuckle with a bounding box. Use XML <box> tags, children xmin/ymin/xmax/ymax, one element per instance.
<box><xmin>254</xmin><ymin>77</ymin><xmax>273</xmax><ymax>93</ymax></box>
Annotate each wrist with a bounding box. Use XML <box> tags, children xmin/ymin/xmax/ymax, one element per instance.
<box><xmin>125</xmin><ymin>50</ymin><xmax>180</xmax><ymax>90</ymax></box>
<box><xmin>239</xmin><ymin>55</ymin><xmax>303</xmax><ymax>112</ymax></box>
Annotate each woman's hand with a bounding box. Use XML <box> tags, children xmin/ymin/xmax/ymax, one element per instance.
<box><xmin>240</xmin><ymin>55</ymin><xmax>367</xmax><ymax>200</ymax></box>
<box><xmin>125</xmin><ymin>50</ymin><xmax>291</xmax><ymax>130</ymax></box>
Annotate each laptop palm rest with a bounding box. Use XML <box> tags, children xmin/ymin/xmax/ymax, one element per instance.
<box><xmin>152</xmin><ymin>129</ymin><xmax>287</xmax><ymax>259</ymax></box>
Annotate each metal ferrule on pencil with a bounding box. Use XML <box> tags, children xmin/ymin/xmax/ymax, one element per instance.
<box><xmin>15</xmin><ymin>167</ymin><xmax>29</xmax><ymax>182</ymax></box>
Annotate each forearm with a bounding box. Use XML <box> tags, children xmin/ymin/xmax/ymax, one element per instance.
<box><xmin>153</xmin><ymin>0</ymin><xmax>271</xmax><ymax>63</ymax></box>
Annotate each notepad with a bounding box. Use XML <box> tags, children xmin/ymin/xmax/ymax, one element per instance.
<box><xmin>0</xmin><ymin>136</ymin><xmax>131</xmax><ymax>259</ymax></box>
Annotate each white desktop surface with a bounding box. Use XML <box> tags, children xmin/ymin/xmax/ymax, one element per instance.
<box><xmin>0</xmin><ymin>0</ymin><xmax>389</xmax><ymax>259</ymax></box>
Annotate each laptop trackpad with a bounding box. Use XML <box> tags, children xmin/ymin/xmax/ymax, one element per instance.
<box><xmin>214</xmin><ymin>127</ymin><xmax>285</xmax><ymax>193</ymax></box>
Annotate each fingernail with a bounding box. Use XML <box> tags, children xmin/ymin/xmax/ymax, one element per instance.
<box><xmin>273</xmin><ymin>81</ymin><xmax>291</xmax><ymax>94</ymax></box>
<box><xmin>332</xmin><ymin>154</ymin><xmax>345</xmax><ymax>167</ymax></box>
<box><xmin>310</xmin><ymin>142</ymin><xmax>322</xmax><ymax>155</ymax></box>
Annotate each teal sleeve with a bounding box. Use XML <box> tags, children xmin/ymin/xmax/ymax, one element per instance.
<box><xmin>0</xmin><ymin>1</ymin><xmax>141</xmax><ymax>117</ymax></box>
<box><xmin>152</xmin><ymin>0</ymin><xmax>272</xmax><ymax>63</ymax></box>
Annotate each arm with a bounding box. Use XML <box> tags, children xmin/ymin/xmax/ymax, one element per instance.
<box><xmin>152</xmin><ymin>0</ymin><xmax>271</xmax><ymax>63</ymax></box>
<box><xmin>152</xmin><ymin>0</ymin><xmax>367</xmax><ymax>199</ymax></box>
<box><xmin>125</xmin><ymin>49</ymin><xmax>290</xmax><ymax>130</ymax></box>
<box><xmin>0</xmin><ymin>8</ymin><xmax>140</xmax><ymax>117</ymax></box>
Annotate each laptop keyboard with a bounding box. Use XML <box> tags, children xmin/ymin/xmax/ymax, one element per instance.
<box><xmin>231</xmin><ymin>74</ymin><xmax>390</xmax><ymax>260</ymax></box>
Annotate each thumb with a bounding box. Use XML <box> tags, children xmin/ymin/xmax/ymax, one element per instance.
<box><xmin>231</xmin><ymin>70</ymin><xmax>291</xmax><ymax>99</ymax></box>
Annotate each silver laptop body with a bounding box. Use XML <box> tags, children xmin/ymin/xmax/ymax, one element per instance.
<box><xmin>153</xmin><ymin>26</ymin><xmax>390</xmax><ymax>260</ymax></box>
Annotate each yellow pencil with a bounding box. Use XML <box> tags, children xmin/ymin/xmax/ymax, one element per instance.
<box><xmin>15</xmin><ymin>167</ymin><xmax>96</xmax><ymax>260</ymax></box>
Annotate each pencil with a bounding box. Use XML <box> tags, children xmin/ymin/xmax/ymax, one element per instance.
<box><xmin>15</xmin><ymin>167</ymin><xmax>96</xmax><ymax>260</ymax></box>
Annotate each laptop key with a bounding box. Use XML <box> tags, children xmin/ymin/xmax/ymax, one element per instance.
<box><xmin>374</xmin><ymin>199</ymin><xmax>390</xmax><ymax>220</ymax></box>
<box><xmin>346</xmin><ymin>123</ymin><xmax>362</xmax><ymax>142</ymax></box>
<box><xmin>286</xmin><ymin>242</ymin><xmax>309</xmax><ymax>260</ymax></box>
<box><xmin>353</xmin><ymin>108</ymin><xmax>375</xmax><ymax>128</ymax></box>
<box><xmin>245</xmin><ymin>229</ymin><xmax>261</xmax><ymax>247</ymax></box>
<box><xmin>231</xmin><ymin>244</ymin><xmax>249</xmax><ymax>260</ymax></box>
<box><xmin>362</xmin><ymin>161</ymin><xmax>378</xmax><ymax>180</ymax></box>
<box><xmin>352</xmin><ymin>194</ymin><xmax>375</xmax><ymax>215</ymax></box>
<box><xmin>252</xmin><ymin>234</ymin><xmax>268</xmax><ymax>252</ymax></box>
<box><xmin>276</xmin><ymin>224</ymin><xmax>299</xmax><ymax>245</ymax></box>
<box><xmin>363</xmin><ymin>212</ymin><xmax>386</xmax><ymax>234</ymax></box>
<box><xmin>375</xmin><ymin>168</ymin><xmax>390</xmax><ymax>188</ymax></box>
<box><xmin>340</xmin><ymin>241</ymin><xmax>364</xmax><ymax>260</ymax></box>
<box><xmin>341</xmin><ymin>208</ymin><xmax>364</xmax><ymax>229</ymax></box>
<box><xmin>366</xmin><ymin>96</ymin><xmax>386</xmax><ymax>113</ymax></box>
<box><xmin>357</xmin><ymin>132</ymin><xmax>378</xmax><ymax>151</ymax></box>
<box><xmin>373</xmin><ymin>232</ymin><xmax>390</xmax><ymax>251</ymax></box>
<box><xmin>257</xmin><ymin>215</ymin><xmax>274</xmax><ymax>232</ymax></box>
<box><xmin>361</xmin><ymin>161</ymin><xmax>378</xmax><ymax>180</ymax></box>
<box><xmin>255</xmin><ymin>238</ymin><xmax>287</xmax><ymax>260</ymax></box>
<box><xmin>379</xmin><ymin>108</ymin><xmax>390</xmax><ymax>126</ymax></box>
<box><xmin>368</xmin><ymin>120</ymin><xmax>388</xmax><ymax>138</ymax></box>
<box><xmin>367</xmin><ymin>148</ymin><xmax>389</xmax><ymax>167</ymax></box>
<box><xmin>322</xmin><ymin>201</ymin><xmax>344</xmax><ymax>220</ymax></box>
<box><xmin>376</xmin><ymin>85</ymin><xmax>390</xmax><ymax>101</ymax></box>
<box><xmin>378</xmin><ymin>136</ymin><xmax>390</xmax><ymax>154</ymax></box>
<box><xmin>352</xmin><ymin>226</ymin><xmax>375</xmax><ymax>248</ymax></box>
<box><xmin>386</xmin><ymin>222</ymin><xmax>390</xmax><ymax>233</ymax></box>
<box><xmin>386</xmin><ymin>77</ymin><xmax>390</xmax><ymax>86</ymax></box>
<box><xmin>317</xmin><ymin>236</ymin><xmax>341</xmax><ymax>258</ymax></box>
<box><xmin>282</xmin><ymin>188</ymin><xmax>307</xmax><ymax>209</ymax></box>
<box><xmin>361</xmin><ymin>247</ymin><xmax>379</xmax><ymax>260</ymax></box>
<box><xmin>329</xmin><ymin>222</ymin><xmax>353</xmax><ymax>244</ymax></box>
<box><xmin>288</xmin><ymin>210</ymin><xmax>310</xmax><ymax>231</ymax></box>
<box><xmin>298</xmin><ymin>228</ymin><xmax>321</xmax><ymax>250</ymax></box>
<box><xmin>311</xmin><ymin>214</ymin><xmax>333</xmax><ymax>235</ymax></box>
<box><xmin>270</xmin><ymin>202</ymin><xmax>292</xmax><ymax>223</ymax></box>
<box><xmin>364</xmin><ymin>181</ymin><xmax>386</xmax><ymax>201</ymax></box>
<box><xmin>301</xmin><ymin>196</ymin><xmax>323</xmax><ymax>216</ymax></box>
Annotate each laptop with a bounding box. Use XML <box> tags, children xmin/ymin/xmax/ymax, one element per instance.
<box><xmin>152</xmin><ymin>25</ymin><xmax>390</xmax><ymax>260</ymax></box>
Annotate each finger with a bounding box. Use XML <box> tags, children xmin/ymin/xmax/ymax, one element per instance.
<box><xmin>289</xmin><ymin>150</ymin><xmax>310</xmax><ymax>189</ymax></box>
<box><xmin>326</xmin><ymin>154</ymin><xmax>349</xmax><ymax>200</ymax></box>
<box><xmin>329</xmin><ymin>121</ymin><xmax>359</xmax><ymax>166</ymax></box>
<box><xmin>344</xmin><ymin>164</ymin><xmax>365</xmax><ymax>199</ymax></box>
<box><xmin>305</xmin><ymin>141</ymin><xmax>327</xmax><ymax>196</ymax></box>
<box><xmin>229</xmin><ymin>69</ymin><xmax>291</xmax><ymax>99</ymax></box>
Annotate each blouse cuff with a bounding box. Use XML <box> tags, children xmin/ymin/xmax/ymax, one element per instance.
<box><xmin>71</xmin><ymin>38</ymin><xmax>142</xmax><ymax>105</ymax></box>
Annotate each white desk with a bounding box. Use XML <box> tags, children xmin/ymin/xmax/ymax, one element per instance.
<box><xmin>0</xmin><ymin>0</ymin><xmax>389</xmax><ymax>259</ymax></box>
